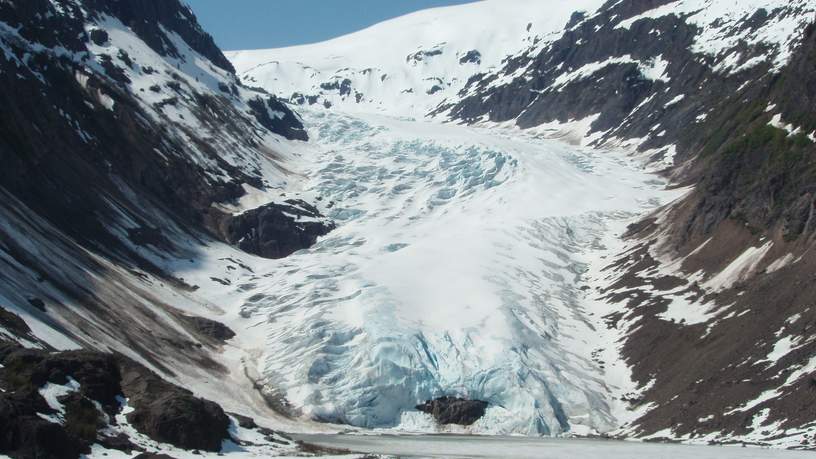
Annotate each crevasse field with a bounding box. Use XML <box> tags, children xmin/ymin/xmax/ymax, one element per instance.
<box><xmin>226</xmin><ymin>108</ymin><xmax>675</xmax><ymax>436</ymax></box>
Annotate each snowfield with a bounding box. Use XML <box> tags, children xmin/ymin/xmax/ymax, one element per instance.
<box><xmin>227</xmin><ymin>0</ymin><xmax>606</xmax><ymax>117</ymax></box>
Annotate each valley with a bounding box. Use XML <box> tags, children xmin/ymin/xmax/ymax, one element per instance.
<box><xmin>1</xmin><ymin>0</ymin><xmax>816</xmax><ymax>457</ymax></box>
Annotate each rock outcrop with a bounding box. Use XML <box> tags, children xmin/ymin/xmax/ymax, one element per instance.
<box><xmin>0</xmin><ymin>0</ymin><xmax>330</xmax><ymax>411</ymax></box>
<box><xmin>218</xmin><ymin>200</ymin><xmax>335</xmax><ymax>259</ymax></box>
<box><xmin>0</xmin><ymin>337</ymin><xmax>232</xmax><ymax>457</ymax></box>
<box><xmin>416</xmin><ymin>397</ymin><xmax>489</xmax><ymax>426</ymax></box>
<box><xmin>119</xmin><ymin>360</ymin><xmax>230</xmax><ymax>452</ymax></box>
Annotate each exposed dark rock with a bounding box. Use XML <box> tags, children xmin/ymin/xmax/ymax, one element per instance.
<box><xmin>134</xmin><ymin>454</ymin><xmax>177</xmax><ymax>459</ymax></box>
<box><xmin>229</xmin><ymin>412</ymin><xmax>258</xmax><ymax>429</ymax></box>
<box><xmin>459</xmin><ymin>50</ymin><xmax>481</xmax><ymax>65</ymax></box>
<box><xmin>0</xmin><ymin>344</ymin><xmax>123</xmax><ymax>415</ymax></box>
<box><xmin>218</xmin><ymin>200</ymin><xmax>335</xmax><ymax>259</ymax></box>
<box><xmin>117</xmin><ymin>49</ymin><xmax>134</xmax><ymax>69</ymax></box>
<box><xmin>427</xmin><ymin>85</ymin><xmax>444</xmax><ymax>95</ymax></box>
<box><xmin>26</xmin><ymin>299</ymin><xmax>45</xmax><ymax>312</ymax></box>
<box><xmin>416</xmin><ymin>397</ymin><xmax>488</xmax><ymax>426</ymax></box>
<box><xmin>119</xmin><ymin>359</ymin><xmax>230</xmax><ymax>452</ymax></box>
<box><xmin>82</xmin><ymin>0</ymin><xmax>235</xmax><ymax>73</ymax></box>
<box><xmin>0</xmin><ymin>344</ymin><xmax>118</xmax><ymax>458</ymax></box>
<box><xmin>181</xmin><ymin>315</ymin><xmax>236</xmax><ymax>343</ymax></box>
<box><xmin>0</xmin><ymin>343</ymin><xmax>231</xmax><ymax>456</ymax></box>
<box><xmin>0</xmin><ymin>395</ymin><xmax>87</xmax><ymax>459</ymax></box>
<box><xmin>99</xmin><ymin>54</ymin><xmax>131</xmax><ymax>84</ymax></box>
<box><xmin>319</xmin><ymin>78</ymin><xmax>353</xmax><ymax>97</ymax></box>
<box><xmin>247</xmin><ymin>96</ymin><xmax>309</xmax><ymax>141</ymax></box>
<box><xmin>97</xmin><ymin>432</ymin><xmax>142</xmax><ymax>454</ymax></box>
<box><xmin>407</xmin><ymin>47</ymin><xmax>444</xmax><ymax>64</ymax></box>
<box><xmin>88</xmin><ymin>28</ymin><xmax>108</xmax><ymax>46</ymax></box>
<box><xmin>126</xmin><ymin>226</ymin><xmax>171</xmax><ymax>249</ymax></box>
<box><xmin>62</xmin><ymin>394</ymin><xmax>105</xmax><ymax>443</ymax></box>
<box><xmin>0</xmin><ymin>307</ymin><xmax>32</xmax><ymax>337</ymax></box>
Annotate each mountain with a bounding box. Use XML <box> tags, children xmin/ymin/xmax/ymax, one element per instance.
<box><xmin>439</xmin><ymin>0</ymin><xmax>816</xmax><ymax>446</ymax></box>
<box><xmin>0</xmin><ymin>0</ymin><xmax>334</xmax><ymax>456</ymax></box>
<box><xmin>2</xmin><ymin>0</ymin><xmax>816</xmax><ymax>456</ymax></box>
<box><xmin>226</xmin><ymin>0</ymin><xmax>606</xmax><ymax>118</ymax></box>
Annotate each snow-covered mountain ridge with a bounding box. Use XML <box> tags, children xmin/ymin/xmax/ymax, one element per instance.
<box><xmin>226</xmin><ymin>0</ymin><xmax>605</xmax><ymax>118</ymax></box>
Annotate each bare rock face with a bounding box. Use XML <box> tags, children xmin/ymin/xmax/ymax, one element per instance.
<box><xmin>180</xmin><ymin>315</ymin><xmax>236</xmax><ymax>343</ymax></box>
<box><xmin>219</xmin><ymin>200</ymin><xmax>335</xmax><ymax>259</ymax></box>
<box><xmin>0</xmin><ymin>342</ymin><xmax>121</xmax><ymax>459</ymax></box>
<box><xmin>248</xmin><ymin>96</ymin><xmax>309</xmax><ymax>141</ymax></box>
<box><xmin>0</xmin><ymin>390</ymin><xmax>87</xmax><ymax>459</ymax></box>
<box><xmin>0</xmin><ymin>335</ymin><xmax>231</xmax><ymax>457</ymax></box>
<box><xmin>118</xmin><ymin>360</ymin><xmax>230</xmax><ymax>452</ymax></box>
<box><xmin>416</xmin><ymin>397</ymin><xmax>489</xmax><ymax>426</ymax></box>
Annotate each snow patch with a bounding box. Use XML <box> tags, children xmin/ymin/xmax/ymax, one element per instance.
<box><xmin>37</xmin><ymin>378</ymin><xmax>81</xmax><ymax>424</ymax></box>
<box><xmin>704</xmin><ymin>241</ymin><xmax>773</xmax><ymax>292</ymax></box>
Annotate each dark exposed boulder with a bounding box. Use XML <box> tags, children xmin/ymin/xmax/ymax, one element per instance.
<box><xmin>26</xmin><ymin>299</ymin><xmax>45</xmax><ymax>312</ymax></box>
<box><xmin>247</xmin><ymin>96</ymin><xmax>309</xmax><ymax>141</ymax></box>
<box><xmin>180</xmin><ymin>315</ymin><xmax>236</xmax><ymax>343</ymax></box>
<box><xmin>88</xmin><ymin>28</ymin><xmax>109</xmax><ymax>46</ymax></box>
<box><xmin>218</xmin><ymin>200</ymin><xmax>335</xmax><ymax>259</ymax></box>
<box><xmin>119</xmin><ymin>360</ymin><xmax>230</xmax><ymax>452</ymax></box>
<box><xmin>427</xmin><ymin>85</ymin><xmax>444</xmax><ymax>95</ymax></box>
<box><xmin>229</xmin><ymin>412</ymin><xmax>258</xmax><ymax>429</ymax></box>
<box><xmin>416</xmin><ymin>397</ymin><xmax>489</xmax><ymax>426</ymax></box>
<box><xmin>459</xmin><ymin>50</ymin><xmax>481</xmax><ymax>65</ymax></box>
<box><xmin>0</xmin><ymin>307</ymin><xmax>33</xmax><ymax>338</ymax></box>
<box><xmin>0</xmin><ymin>394</ymin><xmax>87</xmax><ymax>459</ymax></box>
<box><xmin>96</xmin><ymin>432</ymin><xmax>142</xmax><ymax>454</ymax></box>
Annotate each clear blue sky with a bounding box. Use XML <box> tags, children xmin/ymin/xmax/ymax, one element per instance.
<box><xmin>186</xmin><ymin>0</ymin><xmax>479</xmax><ymax>51</ymax></box>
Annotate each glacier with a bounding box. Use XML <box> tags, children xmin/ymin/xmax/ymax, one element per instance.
<box><xmin>220</xmin><ymin>108</ymin><xmax>677</xmax><ymax>435</ymax></box>
<box><xmin>169</xmin><ymin>0</ymin><xmax>816</xmax><ymax>439</ymax></box>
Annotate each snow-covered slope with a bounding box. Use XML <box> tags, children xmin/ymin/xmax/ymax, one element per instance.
<box><xmin>227</xmin><ymin>0</ymin><xmax>605</xmax><ymax>118</ymax></box>
<box><xmin>0</xmin><ymin>1</ymin><xmax>334</xmax><ymax>455</ymax></box>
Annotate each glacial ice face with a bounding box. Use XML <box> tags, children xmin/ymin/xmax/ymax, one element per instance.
<box><xmin>241</xmin><ymin>110</ymin><xmax>668</xmax><ymax>435</ymax></box>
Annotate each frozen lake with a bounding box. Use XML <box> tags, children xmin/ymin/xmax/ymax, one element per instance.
<box><xmin>294</xmin><ymin>434</ymin><xmax>814</xmax><ymax>458</ymax></box>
